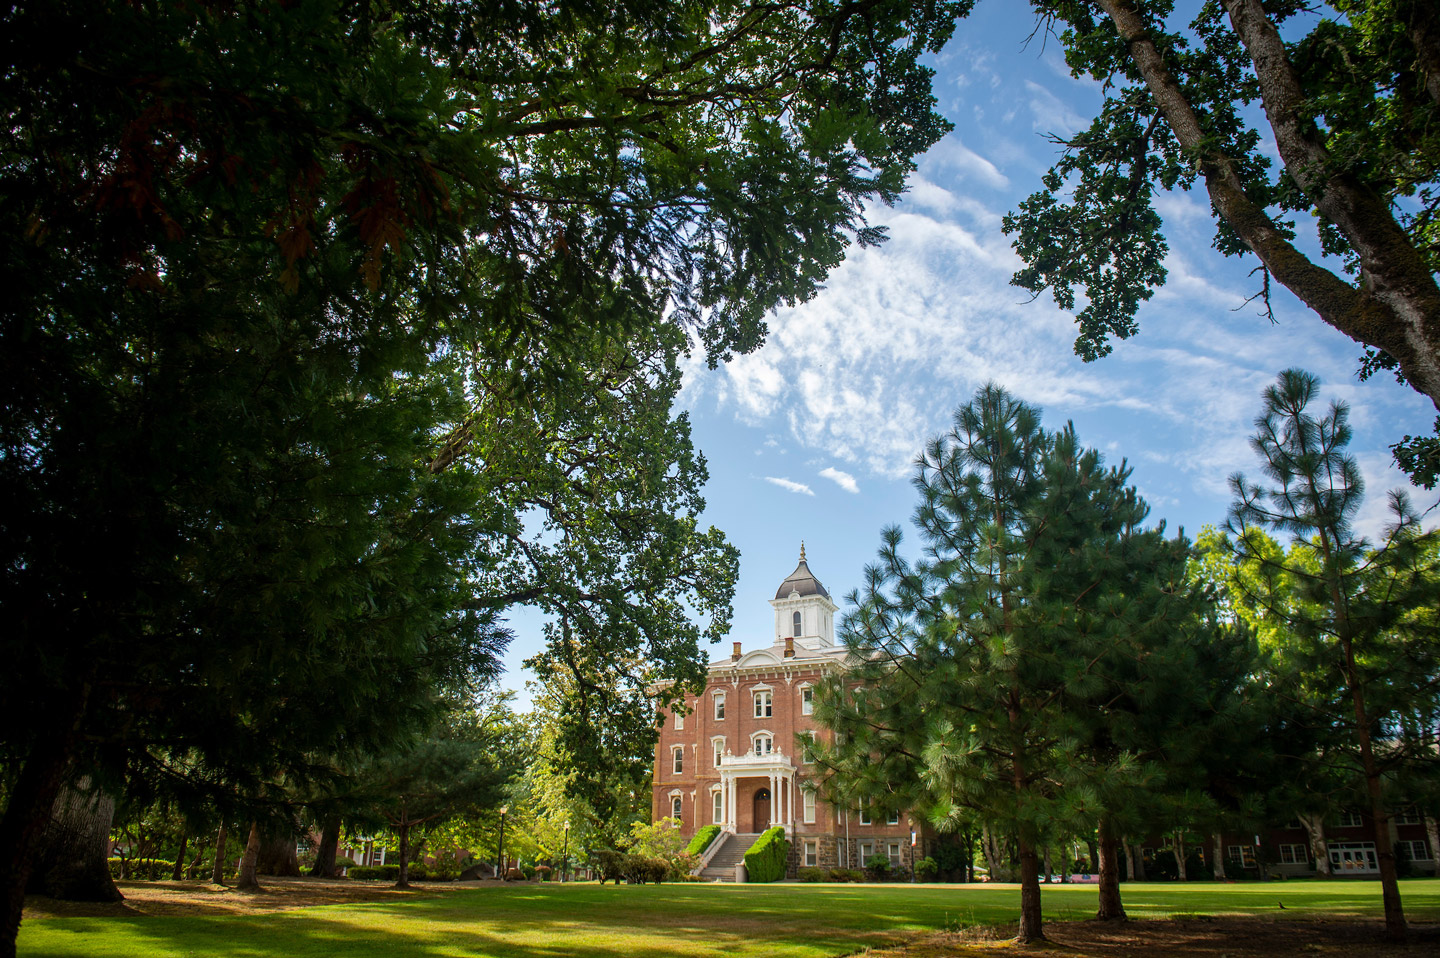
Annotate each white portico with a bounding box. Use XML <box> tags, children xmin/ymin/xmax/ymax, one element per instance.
<box><xmin>716</xmin><ymin>746</ymin><xmax>797</xmax><ymax>833</ymax></box>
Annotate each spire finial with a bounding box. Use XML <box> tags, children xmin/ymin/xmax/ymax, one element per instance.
<box><xmin>800</xmin><ymin>540</ymin><xmax>806</xmax><ymax>562</ymax></box>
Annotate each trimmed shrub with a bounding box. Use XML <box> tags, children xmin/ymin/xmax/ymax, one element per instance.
<box><xmin>108</xmin><ymin>858</ymin><xmax>176</xmax><ymax>881</ymax></box>
<box><xmin>798</xmin><ymin>867</ymin><xmax>826</xmax><ymax>882</ymax></box>
<box><xmin>348</xmin><ymin>864</ymin><xmax>401</xmax><ymax>881</ymax></box>
<box><xmin>743</xmin><ymin>826</ymin><xmax>788</xmax><ymax>883</ymax></box>
<box><xmin>505</xmin><ymin>867</ymin><xmax>526</xmax><ymax>881</ymax></box>
<box><xmin>864</xmin><ymin>854</ymin><xmax>891</xmax><ymax>882</ymax></box>
<box><xmin>914</xmin><ymin>856</ymin><xmax>938</xmax><ymax>882</ymax></box>
<box><xmin>684</xmin><ymin>825</ymin><xmax>721</xmax><ymax>858</ymax></box>
<box><xmin>591</xmin><ymin>850</ymin><xmax>627</xmax><ymax>884</ymax></box>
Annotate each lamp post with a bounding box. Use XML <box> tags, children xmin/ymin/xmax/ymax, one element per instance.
<box><xmin>497</xmin><ymin>805</ymin><xmax>508</xmax><ymax>881</ymax></box>
<box><xmin>562</xmin><ymin>821</ymin><xmax>571</xmax><ymax>883</ymax></box>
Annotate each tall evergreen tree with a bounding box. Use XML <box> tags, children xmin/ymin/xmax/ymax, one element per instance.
<box><xmin>815</xmin><ymin>384</ymin><xmax>1217</xmax><ymax>942</ymax></box>
<box><xmin>1228</xmin><ymin>368</ymin><xmax>1440</xmax><ymax>942</ymax></box>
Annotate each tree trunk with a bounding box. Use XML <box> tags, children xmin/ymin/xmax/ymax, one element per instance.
<box><xmin>0</xmin><ymin>687</ymin><xmax>90</xmax><ymax>958</ymax></box>
<box><xmin>256</xmin><ymin>830</ymin><xmax>299</xmax><ymax>877</ymax></box>
<box><xmin>171</xmin><ymin>834</ymin><xmax>187</xmax><ymax>881</ymax></box>
<box><xmin>1097</xmin><ymin>817</ymin><xmax>1126</xmax><ymax>921</ymax></box>
<box><xmin>235</xmin><ymin>821</ymin><xmax>262</xmax><ymax>892</ymax></box>
<box><xmin>1016</xmin><ymin>842</ymin><xmax>1045</xmax><ymax>943</ymax></box>
<box><xmin>1130</xmin><ymin>842</ymin><xmax>1147</xmax><ymax>881</ymax></box>
<box><xmin>1173</xmin><ymin>832</ymin><xmax>1187</xmax><ymax>882</ymax></box>
<box><xmin>209</xmin><ymin>825</ymin><xmax>228</xmax><ymax>885</ymax></box>
<box><xmin>1042</xmin><ymin>846</ymin><xmax>1052</xmax><ymax>883</ymax></box>
<box><xmin>1212</xmin><ymin>833</ymin><xmax>1226</xmax><ymax>880</ymax></box>
<box><xmin>25</xmin><ymin>779</ymin><xmax>122</xmax><ymax>902</ymax></box>
<box><xmin>1086</xmin><ymin>839</ymin><xmax>1099</xmax><ymax>873</ymax></box>
<box><xmin>1343</xmin><ymin>637</ymin><xmax>1407</xmax><ymax>941</ymax></box>
<box><xmin>395</xmin><ymin>811</ymin><xmax>412</xmax><ymax>890</ymax></box>
<box><xmin>980</xmin><ymin>823</ymin><xmax>1003</xmax><ymax>881</ymax></box>
<box><xmin>309</xmin><ymin>815</ymin><xmax>341</xmax><ymax>877</ymax></box>
<box><xmin>1300</xmin><ymin>814</ymin><xmax>1330</xmax><ymax>876</ymax></box>
<box><xmin>1122</xmin><ymin>841</ymin><xmax>1136</xmax><ymax>883</ymax></box>
<box><xmin>1424</xmin><ymin>812</ymin><xmax>1440</xmax><ymax>878</ymax></box>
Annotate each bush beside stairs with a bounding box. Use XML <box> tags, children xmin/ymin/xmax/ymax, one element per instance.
<box><xmin>698</xmin><ymin>833</ymin><xmax>762</xmax><ymax>882</ymax></box>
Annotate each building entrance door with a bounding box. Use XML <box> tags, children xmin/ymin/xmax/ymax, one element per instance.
<box><xmin>753</xmin><ymin>788</ymin><xmax>771</xmax><ymax>831</ymax></box>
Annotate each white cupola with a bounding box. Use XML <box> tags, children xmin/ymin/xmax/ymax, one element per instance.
<box><xmin>768</xmin><ymin>542</ymin><xmax>838</xmax><ymax>650</ymax></box>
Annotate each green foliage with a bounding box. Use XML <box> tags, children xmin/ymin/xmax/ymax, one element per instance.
<box><xmin>2</xmin><ymin>4</ymin><xmax>965</xmax><ymax>931</ymax></box>
<box><xmin>815</xmin><ymin>384</ymin><xmax>1240</xmax><ymax>937</ymax></box>
<box><xmin>863</xmin><ymin>855</ymin><xmax>893</xmax><ymax>882</ymax></box>
<box><xmin>797</xmin><ymin>867</ymin><xmax>827</xmax><ymax>883</ymax></box>
<box><xmin>684</xmin><ymin>826</ymin><xmax>722</xmax><ymax>858</ymax></box>
<box><xmin>587</xmin><ymin>850</ymin><xmax>671</xmax><ymax>884</ymax></box>
<box><xmin>348</xmin><ymin>865</ymin><xmax>401</xmax><ymax>881</ymax></box>
<box><xmin>106</xmin><ymin>859</ymin><xmax>176</xmax><ymax>882</ymax></box>
<box><xmin>1000</xmin><ymin>2</ymin><xmax>1440</xmax><ymax>482</ymax></box>
<box><xmin>1226</xmin><ymin>369</ymin><xmax>1440</xmax><ymax>935</ymax></box>
<box><xmin>914</xmin><ymin>856</ymin><xmax>939</xmax><ymax>882</ymax></box>
<box><xmin>743</xmin><ymin>826</ymin><xmax>788</xmax><ymax>883</ymax></box>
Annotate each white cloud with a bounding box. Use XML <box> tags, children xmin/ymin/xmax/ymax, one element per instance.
<box><xmin>819</xmin><ymin>467</ymin><xmax>860</xmax><ymax>494</ymax></box>
<box><xmin>765</xmin><ymin>476</ymin><xmax>815</xmax><ymax>496</ymax></box>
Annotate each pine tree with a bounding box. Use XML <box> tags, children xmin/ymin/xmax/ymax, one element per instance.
<box><xmin>816</xmin><ymin>384</ymin><xmax>1220</xmax><ymax>942</ymax></box>
<box><xmin>1228</xmin><ymin>369</ymin><xmax>1440</xmax><ymax>942</ymax></box>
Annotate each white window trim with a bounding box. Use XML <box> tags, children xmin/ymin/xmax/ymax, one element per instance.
<box><xmin>1278</xmin><ymin>843</ymin><xmax>1307</xmax><ymax>865</ymax></box>
<box><xmin>799</xmin><ymin>683</ymin><xmax>815</xmax><ymax>715</ymax></box>
<box><xmin>750</xmin><ymin>730</ymin><xmax>774</xmax><ymax>755</ymax></box>
<box><xmin>712</xmin><ymin>736</ymin><xmax>726</xmax><ymax>768</ymax></box>
<box><xmin>713</xmin><ymin>691</ymin><xmax>726</xmax><ymax>721</ymax></box>
<box><xmin>672</xmin><ymin>746</ymin><xmax>684</xmax><ymax>775</ymax></box>
<box><xmin>804</xmin><ymin>840</ymin><xmax>818</xmax><ymax>867</ymax></box>
<box><xmin>711</xmin><ymin>787</ymin><xmax>724</xmax><ymax>824</ymax></box>
<box><xmin>800</xmin><ymin>731</ymin><xmax>816</xmax><ymax>764</ymax></box>
<box><xmin>674</xmin><ymin>709</ymin><xmax>684</xmax><ymax>730</ymax></box>
<box><xmin>753</xmin><ymin>688</ymin><xmax>774</xmax><ymax>718</ymax></box>
<box><xmin>858</xmin><ymin>805</ymin><xmax>872</xmax><ymax>826</ymax></box>
<box><xmin>803</xmin><ymin>789</ymin><xmax>816</xmax><ymax>824</ymax></box>
<box><xmin>887</xmin><ymin>809</ymin><xmax>901</xmax><ymax>826</ymax></box>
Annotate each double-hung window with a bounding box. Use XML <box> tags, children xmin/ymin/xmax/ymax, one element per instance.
<box><xmin>754</xmin><ymin>689</ymin><xmax>773</xmax><ymax>718</ymax></box>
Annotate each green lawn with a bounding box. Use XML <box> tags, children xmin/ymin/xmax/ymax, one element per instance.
<box><xmin>19</xmin><ymin>879</ymin><xmax>1440</xmax><ymax>958</ymax></box>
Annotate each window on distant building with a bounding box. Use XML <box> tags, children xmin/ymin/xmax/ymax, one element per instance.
<box><xmin>713</xmin><ymin>692</ymin><xmax>726</xmax><ymax>720</ymax></box>
<box><xmin>672</xmin><ymin>747</ymin><xmax>683</xmax><ymax>775</ymax></box>
<box><xmin>858</xmin><ymin>841</ymin><xmax>874</xmax><ymax>862</ymax></box>
<box><xmin>671</xmin><ymin>795</ymin><xmax>682</xmax><ymax>820</ymax></box>
<box><xmin>887</xmin><ymin>842</ymin><xmax>902</xmax><ymax>870</ymax></box>
<box><xmin>712</xmin><ymin>737</ymin><xmax>725</xmax><ymax>768</ymax></box>
<box><xmin>754</xmin><ymin>689</ymin><xmax>773</xmax><ymax>718</ymax></box>
<box><xmin>801</xmin><ymin>685</ymin><xmax>814</xmax><ymax>715</ymax></box>
<box><xmin>887</xmin><ymin>809</ymin><xmax>900</xmax><ymax>826</ymax></box>
<box><xmin>1400</xmin><ymin>839</ymin><xmax>1432</xmax><ymax>861</ymax></box>
<box><xmin>752</xmin><ymin>732</ymin><xmax>772</xmax><ymax>755</ymax></box>
<box><xmin>792</xmin><ymin>611</ymin><xmax>802</xmax><ymax>637</ymax></box>
<box><xmin>1334</xmin><ymin>811</ymin><xmax>1363</xmax><ymax>828</ymax></box>
<box><xmin>674</xmin><ymin>709</ymin><xmax>684</xmax><ymax>730</ymax></box>
<box><xmin>1227</xmin><ymin>845</ymin><xmax>1257</xmax><ymax>867</ymax></box>
<box><xmin>804</xmin><ymin>840</ymin><xmax>818</xmax><ymax>867</ymax></box>
<box><xmin>1394</xmin><ymin>807</ymin><xmax>1421</xmax><ymax>826</ymax></box>
<box><xmin>1278</xmin><ymin>844</ymin><xmax>1307</xmax><ymax>865</ymax></box>
<box><xmin>858</xmin><ymin>806</ymin><xmax>872</xmax><ymax>826</ymax></box>
<box><xmin>801</xmin><ymin>732</ymin><xmax>816</xmax><ymax>764</ymax></box>
<box><xmin>803</xmin><ymin>789</ymin><xmax>817</xmax><ymax>824</ymax></box>
<box><xmin>712</xmin><ymin>789</ymin><xmax>723</xmax><ymax>825</ymax></box>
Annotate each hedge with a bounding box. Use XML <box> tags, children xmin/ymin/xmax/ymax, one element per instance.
<box><xmin>348</xmin><ymin>864</ymin><xmax>401</xmax><ymax>881</ymax></box>
<box><xmin>107</xmin><ymin>858</ymin><xmax>177</xmax><ymax>881</ymax></box>
<box><xmin>743</xmin><ymin>826</ymin><xmax>787</xmax><ymax>883</ymax></box>
<box><xmin>684</xmin><ymin>825</ymin><xmax>721</xmax><ymax>858</ymax></box>
<box><xmin>590</xmin><ymin>850</ymin><xmax>671</xmax><ymax>884</ymax></box>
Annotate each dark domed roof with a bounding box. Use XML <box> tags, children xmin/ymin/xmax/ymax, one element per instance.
<box><xmin>774</xmin><ymin>543</ymin><xmax>829</xmax><ymax>600</ymax></box>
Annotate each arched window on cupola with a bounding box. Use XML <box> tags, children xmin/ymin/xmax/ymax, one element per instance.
<box><xmin>792</xmin><ymin>611</ymin><xmax>802</xmax><ymax>637</ymax></box>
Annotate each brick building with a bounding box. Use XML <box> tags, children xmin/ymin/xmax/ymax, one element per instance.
<box><xmin>651</xmin><ymin>546</ymin><xmax>921</xmax><ymax>877</ymax></box>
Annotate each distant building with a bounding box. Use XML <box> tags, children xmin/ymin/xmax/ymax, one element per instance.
<box><xmin>651</xmin><ymin>546</ymin><xmax>921</xmax><ymax>878</ymax></box>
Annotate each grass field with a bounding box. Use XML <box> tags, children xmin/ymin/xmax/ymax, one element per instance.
<box><xmin>18</xmin><ymin>878</ymin><xmax>1440</xmax><ymax>958</ymax></box>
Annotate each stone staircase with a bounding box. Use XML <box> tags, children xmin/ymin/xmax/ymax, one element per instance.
<box><xmin>698</xmin><ymin>832</ymin><xmax>762</xmax><ymax>882</ymax></box>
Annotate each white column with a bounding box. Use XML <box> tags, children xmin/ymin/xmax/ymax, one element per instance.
<box><xmin>787</xmin><ymin>772</ymin><xmax>795</xmax><ymax>828</ymax></box>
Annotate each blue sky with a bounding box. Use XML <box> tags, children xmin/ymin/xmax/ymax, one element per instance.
<box><xmin>499</xmin><ymin>2</ymin><xmax>1437</xmax><ymax>705</ymax></box>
